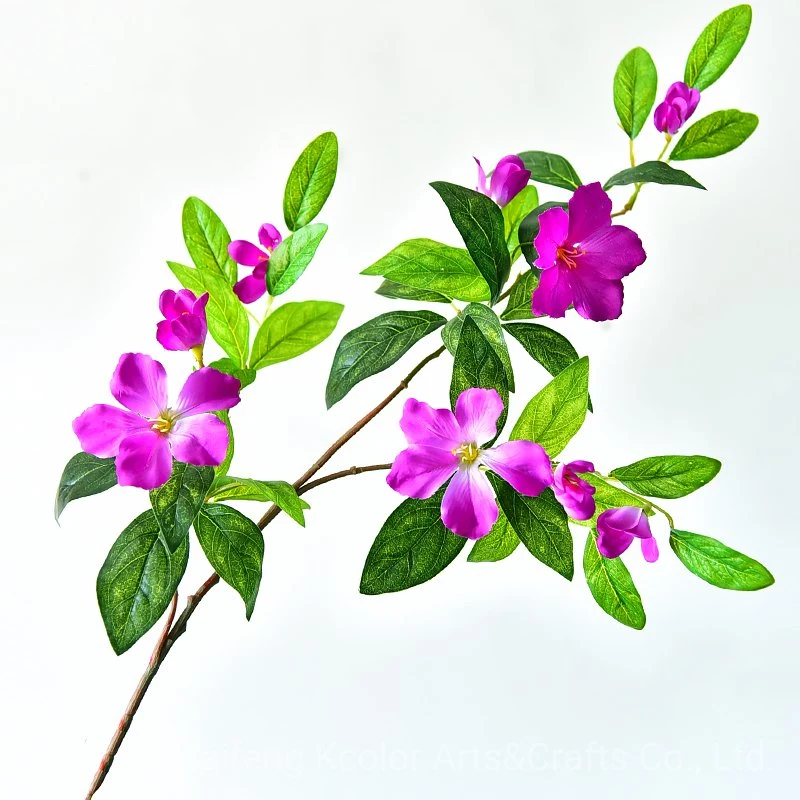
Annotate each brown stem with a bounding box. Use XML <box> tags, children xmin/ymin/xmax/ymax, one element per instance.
<box><xmin>86</xmin><ymin>346</ymin><xmax>445</xmax><ymax>798</ymax></box>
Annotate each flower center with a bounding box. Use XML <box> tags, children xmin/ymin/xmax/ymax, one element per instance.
<box><xmin>151</xmin><ymin>408</ymin><xmax>178</xmax><ymax>435</ymax></box>
<box><xmin>556</xmin><ymin>244</ymin><xmax>583</xmax><ymax>269</ymax></box>
<box><xmin>453</xmin><ymin>441</ymin><xmax>480</xmax><ymax>466</ymax></box>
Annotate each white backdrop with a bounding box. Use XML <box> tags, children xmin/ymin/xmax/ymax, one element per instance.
<box><xmin>1</xmin><ymin>0</ymin><xmax>798</xmax><ymax>797</ymax></box>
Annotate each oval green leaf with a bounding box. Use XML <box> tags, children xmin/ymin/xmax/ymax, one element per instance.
<box><xmin>467</xmin><ymin>508</ymin><xmax>520</xmax><ymax>563</ymax></box>
<box><xmin>603</xmin><ymin>161</ymin><xmax>705</xmax><ymax>190</ymax></box>
<box><xmin>499</xmin><ymin>272</ymin><xmax>539</xmax><ymax>321</ymax></box>
<box><xmin>375</xmin><ymin>279</ymin><xmax>451</xmax><ymax>304</ymax></box>
<box><xmin>208</xmin><ymin>477</ymin><xmax>309</xmax><ymax>526</ymax></box>
<box><xmin>283</xmin><ymin>131</ymin><xmax>338</xmax><ymax>231</ymax></box>
<box><xmin>670</xmin><ymin>110</ymin><xmax>758</xmax><ymax>161</ymax></box>
<box><xmin>182</xmin><ymin>197</ymin><xmax>237</xmax><ymax>284</ymax></box>
<box><xmin>610</xmin><ymin>455</ymin><xmax>721</xmax><ymax>499</ymax></box>
<box><xmin>502</xmin><ymin>185</ymin><xmax>539</xmax><ymax>254</ymax></box>
<box><xmin>266</xmin><ymin>223</ymin><xmax>327</xmax><ymax>296</ymax></box>
<box><xmin>613</xmin><ymin>47</ymin><xmax>658</xmax><ymax>139</ymax></box>
<box><xmin>55</xmin><ymin>452</ymin><xmax>117</xmax><ymax>521</ymax></box>
<box><xmin>517</xmin><ymin>152</ymin><xmax>581</xmax><ymax>191</ymax></box>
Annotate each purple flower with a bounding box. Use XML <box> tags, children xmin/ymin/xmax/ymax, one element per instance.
<box><xmin>156</xmin><ymin>289</ymin><xmax>209</xmax><ymax>353</ymax></box>
<box><xmin>596</xmin><ymin>506</ymin><xmax>659</xmax><ymax>562</ymax></box>
<box><xmin>228</xmin><ymin>223</ymin><xmax>282</xmax><ymax>304</ymax></box>
<box><xmin>531</xmin><ymin>182</ymin><xmax>646</xmax><ymax>322</ymax></box>
<box><xmin>553</xmin><ymin>460</ymin><xmax>596</xmax><ymax>520</ymax></box>
<box><xmin>475</xmin><ymin>155</ymin><xmax>531</xmax><ymax>208</ymax></box>
<box><xmin>386</xmin><ymin>388</ymin><xmax>553</xmax><ymax>539</ymax></box>
<box><xmin>654</xmin><ymin>82</ymin><xmax>700</xmax><ymax>136</ymax></box>
<box><xmin>73</xmin><ymin>353</ymin><xmax>241</xmax><ymax>490</ymax></box>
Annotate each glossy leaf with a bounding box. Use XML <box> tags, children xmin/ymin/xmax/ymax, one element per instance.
<box><xmin>208</xmin><ymin>476</ymin><xmax>309</xmax><ymax>526</ymax></box>
<box><xmin>517</xmin><ymin>151</ymin><xmax>581</xmax><ymax>191</ymax></box>
<box><xmin>613</xmin><ymin>47</ymin><xmax>658</xmax><ymax>139</ymax></box>
<box><xmin>502</xmin><ymin>185</ymin><xmax>540</xmax><ymax>254</ymax></box>
<box><xmin>499</xmin><ymin>272</ymin><xmax>539</xmax><ymax>321</ymax></box>
<box><xmin>375</xmin><ymin>279</ymin><xmax>450</xmax><ymax>304</ymax></box>
<box><xmin>467</xmin><ymin>509</ymin><xmax>520</xmax><ymax>563</ymax></box>
<box><xmin>266</xmin><ymin>223</ymin><xmax>327</xmax><ymax>296</ymax></box>
<box><xmin>55</xmin><ymin>452</ymin><xmax>117</xmax><ymax>521</ymax></box>
<box><xmin>610</xmin><ymin>455</ymin><xmax>721</xmax><ymax>499</ymax></box>
<box><xmin>518</xmin><ymin>201</ymin><xmax>568</xmax><ymax>266</ymax></box>
<box><xmin>603</xmin><ymin>161</ymin><xmax>705</xmax><ymax>190</ymax></box>
<box><xmin>182</xmin><ymin>197</ymin><xmax>237</xmax><ymax>284</ymax></box>
<box><xmin>670</xmin><ymin>110</ymin><xmax>758</xmax><ymax>161</ymax></box>
<box><xmin>283</xmin><ymin>131</ymin><xmax>338</xmax><ymax>231</ymax></box>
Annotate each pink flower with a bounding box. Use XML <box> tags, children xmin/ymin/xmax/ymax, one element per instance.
<box><xmin>475</xmin><ymin>155</ymin><xmax>531</xmax><ymax>208</ymax></box>
<box><xmin>553</xmin><ymin>460</ymin><xmax>596</xmax><ymax>520</ymax></box>
<box><xmin>156</xmin><ymin>289</ymin><xmax>209</xmax><ymax>352</ymax></box>
<box><xmin>596</xmin><ymin>506</ymin><xmax>659</xmax><ymax>562</ymax></box>
<box><xmin>531</xmin><ymin>182</ymin><xmax>646</xmax><ymax>322</ymax></box>
<box><xmin>654</xmin><ymin>82</ymin><xmax>700</xmax><ymax>136</ymax></box>
<box><xmin>73</xmin><ymin>353</ymin><xmax>241</xmax><ymax>490</ymax></box>
<box><xmin>228</xmin><ymin>223</ymin><xmax>282</xmax><ymax>304</ymax></box>
<box><xmin>386</xmin><ymin>388</ymin><xmax>553</xmax><ymax>539</ymax></box>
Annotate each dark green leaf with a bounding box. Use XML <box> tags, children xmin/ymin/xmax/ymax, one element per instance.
<box><xmin>518</xmin><ymin>201</ymin><xmax>568</xmax><ymax>265</ymax></box>
<box><xmin>610</xmin><ymin>455</ymin><xmax>721</xmax><ymax>499</ymax></box>
<box><xmin>149</xmin><ymin>460</ymin><xmax>215</xmax><ymax>552</ymax></box>
<box><xmin>375</xmin><ymin>279</ymin><xmax>451</xmax><ymax>304</ymax></box>
<box><xmin>510</xmin><ymin>356</ymin><xmax>589</xmax><ymax>457</ymax></box>
<box><xmin>670</xmin><ymin>529</ymin><xmax>773</xmax><ymax>591</ymax></box>
<box><xmin>502</xmin><ymin>185</ymin><xmax>540</xmax><ymax>254</ymax></box>
<box><xmin>684</xmin><ymin>4</ymin><xmax>752</xmax><ymax>91</ymax></box>
<box><xmin>499</xmin><ymin>272</ymin><xmax>539</xmax><ymax>321</ymax></box>
<box><xmin>467</xmin><ymin>509</ymin><xmax>520</xmax><ymax>562</ymax></box>
<box><xmin>96</xmin><ymin>510</ymin><xmax>189</xmax><ymax>655</ymax></box>
<box><xmin>613</xmin><ymin>47</ymin><xmax>658</xmax><ymax>139</ymax></box>
<box><xmin>326</xmin><ymin>310</ymin><xmax>446</xmax><ymax>408</ymax></box>
<box><xmin>250</xmin><ymin>300</ymin><xmax>343</xmax><ymax>370</ymax></box>
<box><xmin>208</xmin><ymin>477</ymin><xmax>309</xmax><ymax>526</ymax></box>
<box><xmin>207</xmin><ymin>358</ymin><xmax>256</xmax><ymax>390</ymax></box>
<box><xmin>571</xmin><ymin>473</ymin><xmax>653</xmax><ymax>528</ymax></box>
<box><xmin>361</xmin><ymin>239</ymin><xmax>490</xmax><ymax>303</ymax></box>
<box><xmin>194</xmin><ymin>504</ymin><xmax>264</xmax><ymax>618</ymax></box>
<box><xmin>55</xmin><ymin>453</ymin><xmax>117</xmax><ymax>521</ymax></box>
<box><xmin>603</xmin><ymin>161</ymin><xmax>705</xmax><ymax>190</ymax></box>
<box><xmin>266</xmin><ymin>223</ymin><xmax>327</xmax><ymax>296</ymax></box>
<box><xmin>584</xmin><ymin>531</ymin><xmax>646</xmax><ymax>629</ymax></box>
<box><xmin>450</xmin><ymin>317</ymin><xmax>509</xmax><ymax>442</ymax></box>
<box><xmin>670</xmin><ymin>110</ymin><xmax>758</xmax><ymax>161</ymax></box>
<box><xmin>283</xmin><ymin>131</ymin><xmax>338</xmax><ymax>231</ymax></box>
<box><xmin>430</xmin><ymin>181</ymin><xmax>510</xmax><ymax>304</ymax></box>
<box><xmin>360</xmin><ymin>490</ymin><xmax>466</xmax><ymax>594</ymax></box>
<box><xmin>492</xmin><ymin>478</ymin><xmax>573</xmax><ymax>580</ymax></box>
<box><xmin>182</xmin><ymin>197</ymin><xmax>237</xmax><ymax>284</ymax></box>
<box><xmin>442</xmin><ymin>304</ymin><xmax>514</xmax><ymax>391</ymax></box>
<box><xmin>517</xmin><ymin>151</ymin><xmax>581</xmax><ymax>191</ymax></box>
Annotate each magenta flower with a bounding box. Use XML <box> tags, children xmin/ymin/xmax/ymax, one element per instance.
<box><xmin>596</xmin><ymin>506</ymin><xmax>659</xmax><ymax>562</ymax></box>
<box><xmin>156</xmin><ymin>289</ymin><xmax>209</xmax><ymax>353</ymax></box>
<box><xmin>553</xmin><ymin>460</ymin><xmax>596</xmax><ymax>520</ymax></box>
<box><xmin>73</xmin><ymin>353</ymin><xmax>241</xmax><ymax>490</ymax></box>
<box><xmin>228</xmin><ymin>223</ymin><xmax>282</xmax><ymax>304</ymax></box>
<box><xmin>531</xmin><ymin>182</ymin><xmax>646</xmax><ymax>322</ymax></box>
<box><xmin>386</xmin><ymin>388</ymin><xmax>553</xmax><ymax>539</ymax></box>
<box><xmin>475</xmin><ymin>155</ymin><xmax>531</xmax><ymax>208</ymax></box>
<box><xmin>654</xmin><ymin>81</ymin><xmax>700</xmax><ymax>136</ymax></box>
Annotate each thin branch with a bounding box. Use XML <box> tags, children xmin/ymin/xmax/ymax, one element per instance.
<box><xmin>297</xmin><ymin>463</ymin><xmax>392</xmax><ymax>496</ymax></box>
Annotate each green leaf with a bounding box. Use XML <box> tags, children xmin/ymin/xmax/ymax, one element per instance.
<box><xmin>584</xmin><ymin>531</ymin><xmax>646</xmax><ymax>629</ymax></box>
<box><xmin>502</xmin><ymin>185</ymin><xmax>540</xmax><ymax>254</ymax></box>
<box><xmin>518</xmin><ymin>201</ymin><xmax>568</xmax><ymax>265</ymax></box>
<box><xmin>430</xmin><ymin>181</ymin><xmax>511</xmax><ymax>304</ymax></box>
<box><xmin>670</xmin><ymin>110</ymin><xmax>758</xmax><ymax>161</ymax></box>
<box><xmin>517</xmin><ymin>151</ymin><xmax>581</xmax><ymax>191</ymax></box>
<box><xmin>283</xmin><ymin>131</ymin><xmax>338</xmax><ymax>231</ymax></box>
<box><xmin>250</xmin><ymin>300</ymin><xmax>343</xmax><ymax>370</ymax></box>
<box><xmin>603</xmin><ymin>161</ymin><xmax>706</xmax><ymax>190</ymax></box>
<box><xmin>571</xmin><ymin>473</ymin><xmax>653</xmax><ymax>528</ymax></box>
<box><xmin>467</xmin><ymin>509</ymin><xmax>520</xmax><ymax>562</ymax></box>
<box><xmin>55</xmin><ymin>453</ymin><xmax>117</xmax><ymax>521</ymax></box>
<box><xmin>96</xmin><ymin>510</ymin><xmax>189</xmax><ymax>655</ymax></box>
<box><xmin>208</xmin><ymin>477</ymin><xmax>309</xmax><ymax>526</ymax></box>
<box><xmin>325</xmin><ymin>310</ymin><xmax>446</xmax><ymax>408</ymax></box>
<box><xmin>450</xmin><ymin>317</ymin><xmax>509</xmax><ymax>442</ymax></box>
<box><xmin>613</xmin><ymin>47</ymin><xmax>658</xmax><ymax>139</ymax></box>
<box><xmin>182</xmin><ymin>197</ymin><xmax>238</xmax><ymax>284</ymax></box>
<box><xmin>510</xmin><ymin>356</ymin><xmax>589</xmax><ymax>457</ymax></box>
<box><xmin>207</xmin><ymin>358</ymin><xmax>256</xmax><ymax>390</ymax></box>
<box><xmin>684</xmin><ymin>4</ymin><xmax>752</xmax><ymax>91</ymax></box>
<box><xmin>375</xmin><ymin>279</ymin><xmax>451</xmax><ymax>304</ymax></box>
<box><xmin>492</xmin><ymin>478</ymin><xmax>573</xmax><ymax>580</ymax></box>
<box><xmin>610</xmin><ymin>455</ymin><xmax>721</xmax><ymax>499</ymax></box>
<box><xmin>669</xmin><ymin>529</ymin><xmax>773</xmax><ymax>591</ymax></box>
<box><xmin>149</xmin><ymin>460</ymin><xmax>215</xmax><ymax>552</ymax></box>
<box><xmin>359</xmin><ymin>490</ymin><xmax>466</xmax><ymax>594</ymax></box>
<box><xmin>266</xmin><ymin>223</ymin><xmax>327</xmax><ymax>296</ymax></box>
<box><xmin>499</xmin><ymin>272</ymin><xmax>539</xmax><ymax>321</ymax></box>
<box><xmin>214</xmin><ymin>410</ymin><xmax>234</xmax><ymax>478</ymax></box>
<box><xmin>194</xmin><ymin>504</ymin><xmax>264</xmax><ymax>618</ymax></box>
<box><xmin>442</xmin><ymin>304</ymin><xmax>514</xmax><ymax>391</ymax></box>
<box><xmin>361</xmin><ymin>239</ymin><xmax>490</xmax><ymax>303</ymax></box>
<box><xmin>167</xmin><ymin>262</ymin><xmax>250</xmax><ymax>367</ymax></box>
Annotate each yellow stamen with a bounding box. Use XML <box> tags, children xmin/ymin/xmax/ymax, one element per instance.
<box><xmin>151</xmin><ymin>408</ymin><xmax>178</xmax><ymax>435</ymax></box>
<box><xmin>453</xmin><ymin>442</ymin><xmax>480</xmax><ymax>466</ymax></box>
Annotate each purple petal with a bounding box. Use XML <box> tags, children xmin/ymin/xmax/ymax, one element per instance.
<box><xmin>192</xmin><ymin>292</ymin><xmax>210</xmax><ymax>315</ymax></box>
<box><xmin>579</xmin><ymin>224</ymin><xmax>646</xmax><ymax>280</ymax></box>
<box><xmin>493</xmin><ymin>167</ymin><xmax>531</xmax><ymax>207</ymax></box>
<box><xmin>596</xmin><ymin>526</ymin><xmax>634</xmax><ymax>559</ymax></box>
<box><xmin>399</xmin><ymin>397</ymin><xmax>461</xmax><ymax>449</ymax></box>
<box><xmin>570</xmin><ymin>274</ymin><xmax>624</xmax><ymax>322</ymax></box>
<box><xmin>531</xmin><ymin>265</ymin><xmax>573</xmax><ymax>318</ymax></box>
<box><xmin>171</xmin><ymin>315</ymin><xmax>205</xmax><ymax>349</ymax></box>
<box><xmin>441</xmin><ymin>467</ymin><xmax>499</xmax><ymax>539</ymax></box>
<box><xmin>73</xmin><ymin>404</ymin><xmax>149</xmax><ymax>458</ymax></box>
<box><xmin>686</xmin><ymin>87</ymin><xmax>701</xmax><ymax>117</ymax></box>
<box><xmin>228</xmin><ymin>240</ymin><xmax>267</xmax><ymax>267</ymax></box>
<box><xmin>174</xmin><ymin>367</ymin><xmax>241</xmax><ymax>417</ymax></box>
<box><xmin>533</xmin><ymin>207</ymin><xmax>569</xmax><ymax>269</ymax></box>
<box><xmin>482</xmin><ymin>440</ymin><xmax>553</xmax><ymax>496</ymax></box>
<box><xmin>665</xmin><ymin>81</ymin><xmax>690</xmax><ymax>103</ymax></box>
<box><xmin>170</xmin><ymin>413</ymin><xmax>229</xmax><ymax>466</ymax></box>
<box><xmin>558</xmin><ymin>489</ymin><xmax>596</xmax><ymax>521</ymax></box>
<box><xmin>386</xmin><ymin>445</ymin><xmax>458</xmax><ymax>499</ymax></box>
<box><xmin>641</xmin><ymin>536</ymin><xmax>660</xmax><ymax>563</ymax></box>
<box><xmin>601</xmin><ymin>505</ymin><xmax>645</xmax><ymax>532</ymax></box>
<box><xmin>233</xmin><ymin>272</ymin><xmax>267</xmax><ymax>304</ymax></box>
<box><xmin>156</xmin><ymin>320</ymin><xmax>186</xmax><ymax>351</ymax></box>
<box><xmin>653</xmin><ymin>101</ymin><xmax>670</xmax><ymax>133</ymax></box>
<box><xmin>455</xmin><ymin>388</ymin><xmax>503</xmax><ymax>445</ymax></box>
<box><xmin>159</xmin><ymin>289</ymin><xmax>178</xmax><ymax>320</ymax></box>
<box><xmin>110</xmin><ymin>353</ymin><xmax>168</xmax><ymax>417</ymax></box>
<box><xmin>630</xmin><ymin>509</ymin><xmax>653</xmax><ymax>540</ymax></box>
<box><xmin>474</xmin><ymin>157</ymin><xmax>489</xmax><ymax>195</ymax></box>
<box><xmin>115</xmin><ymin>430</ymin><xmax>173</xmax><ymax>489</ymax></box>
<box><xmin>258</xmin><ymin>223</ymin><xmax>282</xmax><ymax>251</ymax></box>
<box><xmin>566</xmin><ymin>459</ymin><xmax>594</xmax><ymax>474</ymax></box>
<box><xmin>567</xmin><ymin>183</ymin><xmax>612</xmax><ymax>243</ymax></box>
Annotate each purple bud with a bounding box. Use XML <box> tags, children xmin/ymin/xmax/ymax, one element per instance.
<box><xmin>653</xmin><ymin>81</ymin><xmax>701</xmax><ymax>136</ymax></box>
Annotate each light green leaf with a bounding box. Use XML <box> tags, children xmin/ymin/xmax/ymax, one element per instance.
<box><xmin>467</xmin><ymin>509</ymin><xmax>520</xmax><ymax>562</ymax></box>
<box><xmin>325</xmin><ymin>310</ymin><xmax>446</xmax><ymax>408</ymax></box>
<box><xmin>499</xmin><ymin>272</ymin><xmax>539</xmax><ymax>321</ymax></box>
<box><xmin>250</xmin><ymin>300</ymin><xmax>343</xmax><ymax>370</ymax></box>
<box><xmin>610</xmin><ymin>455</ymin><xmax>721</xmax><ymax>499</ymax></box>
<box><xmin>670</xmin><ymin>110</ymin><xmax>758</xmax><ymax>160</ymax></box>
<box><xmin>375</xmin><ymin>279</ymin><xmax>451</xmax><ymax>304</ymax></box>
<box><xmin>283</xmin><ymin>131</ymin><xmax>338</xmax><ymax>231</ymax></box>
<box><xmin>207</xmin><ymin>358</ymin><xmax>256</xmax><ymax>390</ymax></box>
<box><xmin>613</xmin><ymin>47</ymin><xmax>658</xmax><ymax>139</ymax></box>
<box><xmin>603</xmin><ymin>161</ymin><xmax>705</xmax><ymax>190</ymax></box>
<box><xmin>55</xmin><ymin>453</ymin><xmax>117</xmax><ymax>521</ymax></box>
<box><xmin>571</xmin><ymin>473</ymin><xmax>653</xmax><ymax>528</ymax></box>
<box><xmin>517</xmin><ymin>152</ymin><xmax>581</xmax><ymax>191</ymax></box>
<box><xmin>208</xmin><ymin>477</ymin><xmax>309</xmax><ymax>526</ymax></box>
<box><xmin>182</xmin><ymin>197</ymin><xmax>237</xmax><ymax>284</ymax></box>
<box><xmin>266</xmin><ymin>223</ymin><xmax>327</xmax><ymax>296</ymax></box>
<box><xmin>685</xmin><ymin>4</ymin><xmax>752</xmax><ymax>91</ymax></box>
<box><xmin>502</xmin><ymin>185</ymin><xmax>540</xmax><ymax>254</ymax></box>
<box><xmin>214</xmin><ymin>410</ymin><xmax>234</xmax><ymax>478</ymax></box>
<box><xmin>669</xmin><ymin>529</ymin><xmax>773</xmax><ymax>591</ymax></box>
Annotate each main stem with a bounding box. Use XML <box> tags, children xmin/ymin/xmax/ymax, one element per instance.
<box><xmin>85</xmin><ymin>345</ymin><xmax>445</xmax><ymax>799</ymax></box>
